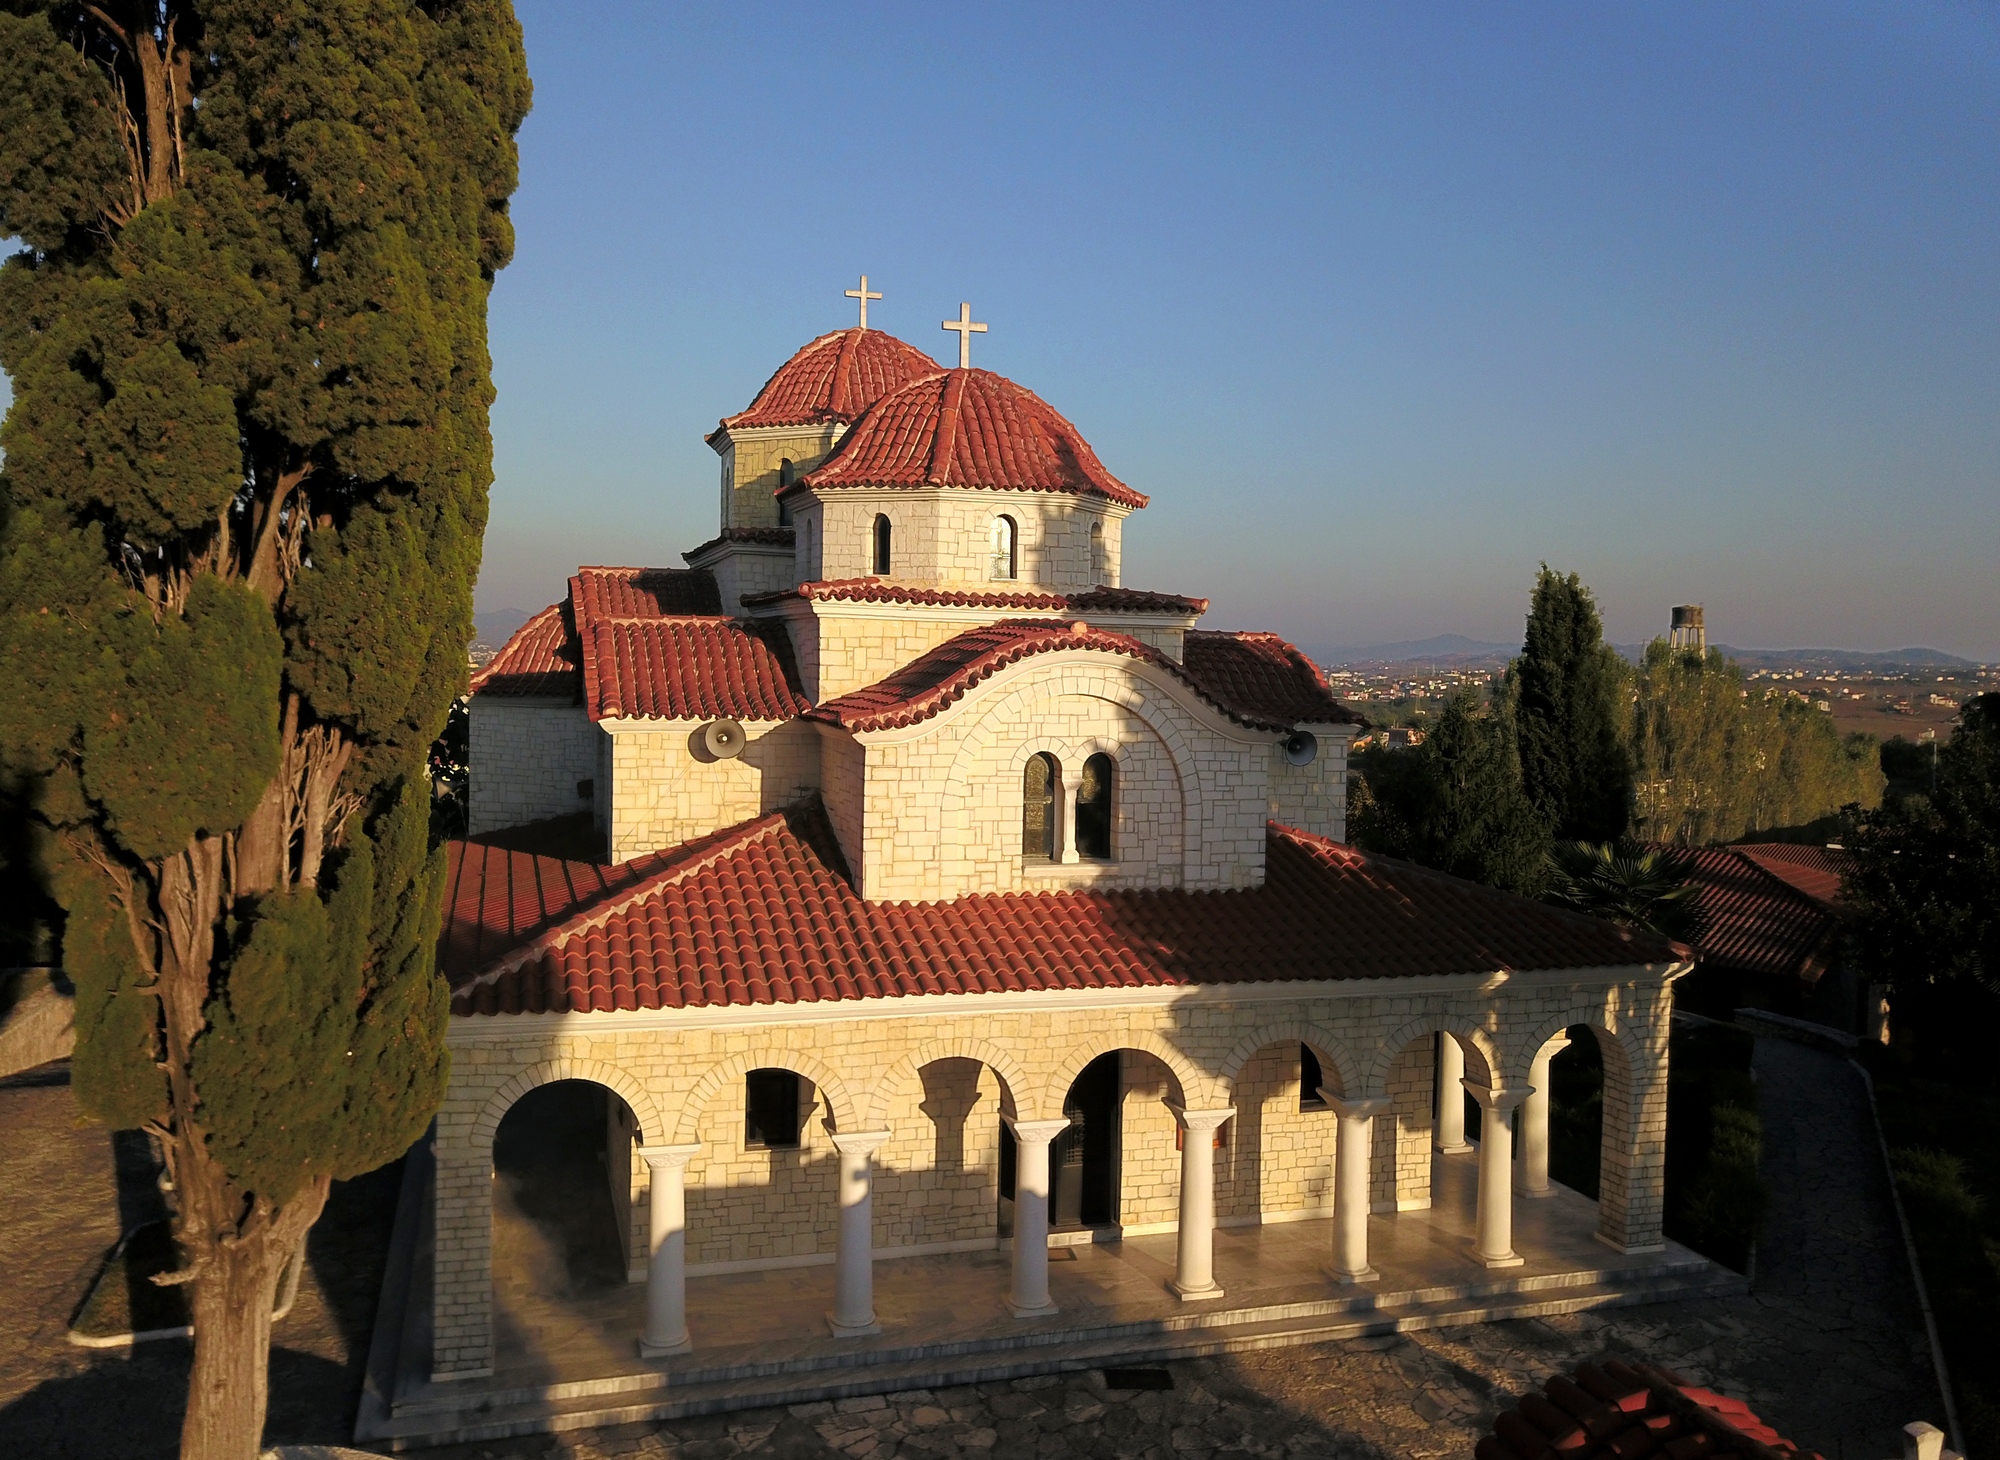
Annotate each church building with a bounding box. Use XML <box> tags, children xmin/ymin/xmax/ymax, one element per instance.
<box><xmin>415</xmin><ymin>289</ymin><xmax>1695</xmax><ymax>1414</ymax></box>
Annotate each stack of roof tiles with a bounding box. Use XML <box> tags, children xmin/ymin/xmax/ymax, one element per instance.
<box><xmin>1478</xmin><ymin>1360</ymin><xmax>1822</xmax><ymax>1460</ymax></box>
<box><xmin>793</xmin><ymin>368</ymin><xmax>1149</xmax><ymax>509</ymax></box>
<box><xmin>444</xmin><ymin>807</ymin><xmax>1683</xmax><ymax>1017</ymax></box>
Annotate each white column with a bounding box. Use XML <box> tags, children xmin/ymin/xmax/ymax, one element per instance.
<box><xmin>1325</xmin><ymin>1094</ymin><xmax>1391</xmax><ymax>1283</ymax></box>
<box><xmin>828</xmin><ymin>1130</ymin><xmax>891</xmax><ymax>1337</ymax></box>
<box><xmin>1464</xmin><ymin>1081</ymin><xmax>1529</xmax><ymax>1267</ymax></box>
<box><xmin>1517</xmin><ymin>1036</ymin><xmax>1570</xmax><ymax>1197</ymax></box>
<box><xmin>1435</xmin><ymin>1035</ymin><xmax>1472</xmax><ymax>1153</ymax></box>
<box><xmin>1056</xmin><ymin>769</ymin><xmax>1080</xmax><ymax>864</ymax></box>
<box><xmin>1006</xmin><ymin>1117</ymin><xmax>1072</xmax><ymax>1317</ymax></box>
<box><xmin>636</xmin><ymin>1143</ymin><xmax>702</xmax><ymax>1357</ymax></box>
<box><xmin>1167</xmin><ymin>1105</ymin><xmax>1234</xmax><ymax>1300</ymax></box>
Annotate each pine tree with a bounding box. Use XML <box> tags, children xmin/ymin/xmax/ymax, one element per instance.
<box><xmin>0</xmin><ymin>6</ymin><xmax>529</xmax><ymax>1455</ymax></box>
<box><xmin>1512</xmin><ymin>565</ymin><xmax>1633</xmax><ymax>842</ymax></box>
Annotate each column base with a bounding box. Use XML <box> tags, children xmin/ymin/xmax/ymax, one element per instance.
<box><xmin>1593</xmin><ymin>1231</ymin><xmax>1667</xmax><ymax>1256</ymax></box>
<box><xmin>826</xmin><ymin>1312</ymin><xmax>882</xmax><ymax>1338</ymax></box>
<box><xmin>1330</xmin><ymin>1265</ymin><xmax>1380</xmax><ymax>1284</ymax></box>
<box><xmin>1436</xmin><ymin>1142</ymin><xmax>1474</xmax><ymax>1155</ymax></box>
<box><xmin>1517</xmin><ymin>1184</ymin><xmax>1557</xmax><ymax>1199</ymax></box>
<box><xmin>1475</xmin><ymin>1249</ymin><xmax>1525</xmax><ymax>1268</ymax></box>
<box><xmin>1170</xmin><ymin>1280</ymin><xmax>1226</xmax><ymax>1301</ymax></box>
<box><xmin>1008</xmin><ymin>1299</ymin><xmax>1061</xmax><ymax>1319</ymax></box>
<box><xmin>638</xmin><ymin>1334</ymin><xmax>691</xmax><ymax>1358</ymax></box>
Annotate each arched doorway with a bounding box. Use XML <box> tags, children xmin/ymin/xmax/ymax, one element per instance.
<box><xmin>1545</xmin><ymin>1026</ymin><xmax>1606</xmax><ymax>1198</ymax></box>
<box><xmin>1051</xmin><ymin>1053</ymin><xmax>1122</xmax><ymax>1229</ymax></box>
<box><xmin>492</xmin><ymin>1080</ymin><xmax>638</xmax><ymax>1328</ymax></box>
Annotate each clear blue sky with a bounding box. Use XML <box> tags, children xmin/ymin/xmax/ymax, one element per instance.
<box><xmin>6</xmin><ymin>4</ymin><xmax>1998</xmax><ymax>657</ymax></box>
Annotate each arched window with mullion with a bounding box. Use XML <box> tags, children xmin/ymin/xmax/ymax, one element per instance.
<box><xmin>1075</xmin><ymin>753</ymin><xmax>1113</xmax><ymax>859</ymax></box>
<box><xmin>1022</xmin><ymin>753</ymin><xmax>1059</xmax><ymax>861</ymax></box>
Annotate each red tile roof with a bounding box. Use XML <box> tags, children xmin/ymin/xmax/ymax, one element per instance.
<box><xmin>683</xmin><ymin>527</ymin><xmax>796</xmax><ymax>563</ymax></box>
<box><xmin>1183</xmin><ymin>631</ymin><xmax>1365</xmax><ymax>728</ymax></box>
<box><xmin>470</xmin><ymin>604</ymin><xmax>581</xmax><ymax>700</ymax></box>
<box><xmin>1479</xmin><ymin>1359</ymin><xmax>1823</xmax><ymax>1460</ymax></box>
<box><xmin>1733</xmin><ymin>843</ymin><xmax>1852</xmax><ymax>908</ymax></box>
<box><xmin>446</xmin><ymin>810</ymin><xmax>1683</xmax><ymax>1016</ymax></box>
<box><xmin>581</xmin><ymin>616</ymin><xmax>810</xmax><ymax>722</ymax></box>
<box><xmin>570</xmin><ymin>566</ymin><xmax>721</xmax><ymax>621</ymax></box>
<box><xmin>715</xmin><ymin>329</ymin><xmax>940</xmax><ymax>435</ymax></box>
<box><xmin>794</xmin><ymin>368</ymin><xmax>1149</xmax><ymax>509</ymax></box>
<box><xmin>741</xmin><ymin>578</ymin><xmax>1208</xmax><ymax>618</ymax></box>
<box><xmin>1674</xmin><ymin>845</ymin><xmax>1840</xmax><ymax>983</ymax></box>
<box><xmin>810</xmin><ymin>620</ymin><xmax>1288</xmax><ymax>734</ymax></box>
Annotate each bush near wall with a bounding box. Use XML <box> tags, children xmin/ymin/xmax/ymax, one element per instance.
<box><xmin>1547</xmin><ymin>1021</ymin><xmax>1767</xmax><ymax>1272</ymax></box>
<box><xmin>1860</xmin><ymin>1049</ymin><xmax>2000</xmax><ymax>1459</ymax></box>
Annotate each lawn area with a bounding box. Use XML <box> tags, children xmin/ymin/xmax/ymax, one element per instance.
<box><xmin>1860</xmin><ymin>1049</ymin><xmax>2000</xmax><ymax>1459</ymax></box>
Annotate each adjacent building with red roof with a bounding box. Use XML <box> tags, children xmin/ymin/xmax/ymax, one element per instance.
<box><xmin>433</xmin><ymin>297</ymin><xmax>1696</xmax><ymax>1397</ymax></box>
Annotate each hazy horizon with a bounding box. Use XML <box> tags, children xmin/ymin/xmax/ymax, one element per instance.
<box><xmin>5</xmin><ymin>5</ymin><xmax>1996</xmax><ymax>658</ymax></box>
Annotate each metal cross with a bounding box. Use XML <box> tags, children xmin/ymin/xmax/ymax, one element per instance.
<box><xmin>941</xmin><ymin>301</ymin><xmax>987</xmax><ymax>368</ymax></box>
<box><xmin>844</xmin><ymin>274</ymin><xmax>882</xmax><ymax>329</ymax></box>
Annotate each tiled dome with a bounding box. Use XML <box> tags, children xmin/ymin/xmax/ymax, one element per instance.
<box><xmin>716</xmin><ymin>328</ymin><xmax>940</xmax><ymax>433</ymax></box>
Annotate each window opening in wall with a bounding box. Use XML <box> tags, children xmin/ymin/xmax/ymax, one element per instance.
<box><xmin>776</xmin><ymin>460</ymin><xmax>794</xmax><ymax>526</ymax></box>
<box><xmin>745</xmin><ymin>1069</ymin><xmax>803</xmax><ymax>1150</ymax></box>
<box><xmin>1089</xmin><ymin>519</ymin><xmax>1106</xmax><ymax>581</ymax></box>
<box><xmin>1022</xmin><ymin>753</ymin><xmax>1059</xmax><ymax>861</ymax></box>
<box><xmin>1300</xmin><ymin>1044</ymin><xmax>1328</xmax><ymax>1110</ymax></box>
<box><xmin>990</xmin><ymin>515</ymin><xmax>1018</xmax><ymax>580</ymax></box>
<box><xmin>1075</xmin><ymin>752</ymin><xmax>1113</xmax><ymax>859</ymax></box>
<box><xmin>872</xmin><ymin>514</ymin><xmax>892</xmax><ymax>575</ymax></box>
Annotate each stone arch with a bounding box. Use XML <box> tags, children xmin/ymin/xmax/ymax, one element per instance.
<box><xmin>1218</xmin><ymin>1020</ymin><xmax>1362</xmax><ymax>1102</ymax></box>
<box><xmin>865</xmin><ymin>1037</ymin><xmax>1032</xmax><ymax>1129</ymax></box>
<box><xmin>1515</xmin><ymin>998</ymin><xmax>1653</xmax><ymax>1091</ymax></box>
<box><xmin>1045</xmin><ymin>1029</ymin><xmax>1221</xmax><ymax>1117</ymax></box>
<box><xmin>1365</xmin><ymin>1013</ymin><xmax>1501</xmax><ymax>1098</ymax></box>
<box><xmin>472</xmin><ymin>1057</ymin><xmax>665</xmax><ymax>1157</ymax></box>
<box><xmin>672</xmin><ymin>1045</ymin><xmax>860</xmax><ymax>1144</ymax></box>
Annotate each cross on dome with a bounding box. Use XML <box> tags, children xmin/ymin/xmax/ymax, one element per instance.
<box><xmin>844</xmin><ymin>274</ymin><xmax>882</xmax><ymax>329</ymax></box>
<box><xmin>941</xmin><ymin>301</ymin><xmax>987</xmax><ymax>368</ymax></box>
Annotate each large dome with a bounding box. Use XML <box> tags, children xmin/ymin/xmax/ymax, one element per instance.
<box><xmin>716</xmin><ymin>328</ymin><xmax>940</xmax><ymax>434</ymax></box>
<box><xmin>794</xmin><ymin>368</ymin><xmax>1148</xmax><ymax>508</ymax></box>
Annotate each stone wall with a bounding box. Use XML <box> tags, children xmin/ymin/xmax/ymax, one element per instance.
<box><xmin>797</xmin><ymin>488</ymin><xmax>1125</xmax><ymax>591</ymax></box>
<box><xmin>1267</xmin><ymin>724</ymin><xmax>1355</xmax><ymax>843</ymax></box>
<box><xmin>431</xmin><ymin>971</ymin><xmax>1677</xmax><ymax>1377</ymax></box>
<box><xmin>840</xmin><ymin>653</ymin><xmax>1273</xmax><ymax>901</ymax></box>
<box><xmin>604</xmin><ymin>718</ymin><xmax>821</xmax><ymax>864</ymax></box>
<box><xmin>718</xmin><ymin>424</ymin><xmax>842</xmax><ymax>531</ymax></box>
<box><xmin>468</xmin><ymin>698</ymin><xmax>600</xmax><ymax>835</ymax></box>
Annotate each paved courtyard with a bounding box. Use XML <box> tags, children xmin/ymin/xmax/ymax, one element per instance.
<box><xmin>0</xmin><ymin>1038</ymin><xmax>1947</xmax><ymax>1460</ymax></box>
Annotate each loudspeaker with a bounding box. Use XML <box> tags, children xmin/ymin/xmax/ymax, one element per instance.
<box><xmin>1283</xmin><ymin>730</ymin><xmax>1318</xmax><ymax>766</ymax></box>
<box><xmin>702</xmin><ymin>718</ymin><xmax>746</xmax><ymax>760</ymax></box>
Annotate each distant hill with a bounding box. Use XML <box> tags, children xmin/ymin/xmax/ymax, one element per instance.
<box><xmin>1609</xmin><ymin>642</ymin><xmax>1978</xmax><ymax>671</ymax></box>
<box><xmin>472</xmin><ymin>608</ymin><xmax>531</xmax><ymax>650</ymax></box>
<box><xmin>1316</xmin><ymin>634</ymin><xmax>1519</xmax><ymax>667</ymax></box>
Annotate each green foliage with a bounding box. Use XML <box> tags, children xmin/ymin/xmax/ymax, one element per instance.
<box><xmin>1545</xmin><ymin>840</ymin><xmax>1705</xmax><ymax>942</ymax></box>
<box><xmin>1630</xmin><ymin>641</ymin><xmax>1885</xmax><ymax>844</ymax></box>
<box><xmin>1513</xmin><ymin>566</ymin><xmax>1633</xmax><ymax>842</ymax></box>
<box><xmin>0</xmin><ymin>9</ymin><xmax>132</xmax><ymax>252</ymax></box>
<box><xmin>49</xmin><ymin>839</ymin><xmax>168</xmax><ymax>1130</ymax></box>
<box><xmin>1847</xmin><ymin>694</ymin><xmax>2000</xmax><ymax>1061</ymax></box>
<box><xmin>1350</xmin><ymin>687</ymin><xmax>1551</xmax><ymax>895</ymax></box>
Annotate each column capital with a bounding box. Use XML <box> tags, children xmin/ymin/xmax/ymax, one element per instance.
<box><xmin>1005</xmin><ymin>1117</ymin><xmax>1074</xmax><ymax>1144</ymax></box>
<box><xmin>1461</xmin><ymin>1080</ymin><xmax>1532</xmax><ymax>1114</ymax></box>
<box><xmin>829</xmin><ymin>1129</ymin><xmax>893</xmax><ymax>1157</ymax></box>
<box><xmin>1165</xmin><ymin>1103</ymin><xmax>1235</xmax><ymax>1133</ymax></box>
<box><xmin>1325</xmin><ymin>1094</ymin><xmax>1392</xmax><ymax>1119</ymax></box>
<box><xmin>1535</xmin><ymin>1034</ymin><xmax>1575</xmax><ymax>1060</ymax></box>
<box><xmin>636</xmin><ymin>1142</ymin><xmax>702</xmax><ymax>1172</ymax></box>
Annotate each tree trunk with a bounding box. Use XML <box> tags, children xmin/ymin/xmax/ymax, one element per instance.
<box><xmin>180</xmin><ymin>1217</ymin><xmax>279</xmax><ymax>1460</ymax></box>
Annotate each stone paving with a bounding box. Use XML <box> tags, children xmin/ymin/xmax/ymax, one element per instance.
<box><xmin>0</xmin><ymin>1038</ymin><xmax>1950</xmax><ymax>1460</ymax></box>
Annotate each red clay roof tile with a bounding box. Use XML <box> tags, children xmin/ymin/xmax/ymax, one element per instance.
<box><xmin>581</xmin><ymin>616</ymin><xmax>810</xmax><ymax>723</ymax></box>
<box><xmin>1732</xmin><ymin>844</ymin><xmax>1851</xmax><ymax>908</ymax></box>
<box><xmin>1183</xmin><ymin>631</ymin><xmax>1365</xmax><ymax>728</ymax></box>
<box><xmin>809</xmin><ymin>619</ymin><xmax>1285</xmax><ymax>733</ymax></box>
<box><xmin>1672</xmin><ymin>845</ymin><xmax>1840</xmax><ymax>982</ymax></box>
<box><xmin>740</xmin><ymin>579</ymin><xmax>1208</xmax><ymax>617</ymax></box>
<box><xmin>571</xmin><ymin>565</ymin><xmax>721</xmax><ymax>621</ymax></box>
<box><xmin>716</xmin><ymin>329</ymin><xmax>940</xmax><ymax>434</ymax></box>
<box><xmin>795</xmin><ymin>368</ymin><xmax>1149</xmax><ymax>509</ymax></box>
<box><xmin>470</xmin><ymin>603</ymin><xmax>581</xmax><ymax>700</ymax></box>
<box><xmin>445</xmin><ymin>809</ymin><xmax>1682</xmax><ymax>1016</ymax></box>
<box><xmin>1481</xmin><ymin>1361</ymin><xmax>1823</xmax><ymax>1460</ymax></box>
<box><xmin>683</xmin><ymin>527</ymin><xmax>796</xmax><ymax>563</ymax></box>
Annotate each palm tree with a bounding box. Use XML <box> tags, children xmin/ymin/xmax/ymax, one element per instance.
<box><xmin>1546</xmin><ymin>841</ymin><xmax>1706</xmax><ymax>943</ymax></box>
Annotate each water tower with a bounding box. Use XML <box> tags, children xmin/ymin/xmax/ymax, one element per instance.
<box><xmin>1669</xmin><ymin>605</ymin><xmax>1706</xmax><ymax>653</ymax></box>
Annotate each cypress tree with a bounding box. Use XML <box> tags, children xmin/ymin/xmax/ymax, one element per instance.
<box><xmin>0</xmin><ymin>5</ymin><xmax>528</xmax><ymax>1455</ymax></box>
<box><xmin>1513</xmin><ymin>565</ymin><xmax>1633</xmax><ymax>842</ymax></box>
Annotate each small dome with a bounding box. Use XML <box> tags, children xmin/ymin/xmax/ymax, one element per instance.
<box><xmin>716</xmin><ymin>328</ymin><xmax>940</xmax><ymax>434</ymax></box>
<box><xmin>795</xmin><ymin>368</ymin><xmax>1148</xmax><ymax>509</ymax></box>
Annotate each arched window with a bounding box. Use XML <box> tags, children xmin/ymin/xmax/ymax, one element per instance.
<box><xmin>776</xmin><ymin>460</ymin><xmax>794</xmax><ymax>527</ymax></box>
<box><xmin>990</xmin><ymin>515</ymin><xmax>1018</xmax><ymax>580</ymax></box>
<box><xmin>1075</xmin><ymin>753</ymin><xmax>1113</xmax><ymax>859</ymax></box>
<box><xmin>1089</xmin><ymin>519</ymin><xmax>1107</xmax><ymax>581</ymax></box>
<box><xmin>872</xmin><ymin>514</ymin><xmax>892</xmax><ymax>576</ymax></box>
<box><xmin>1022</xmin><ymin>753</ymin><xmax>1059</xmax><ymax>861</ymax></box>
